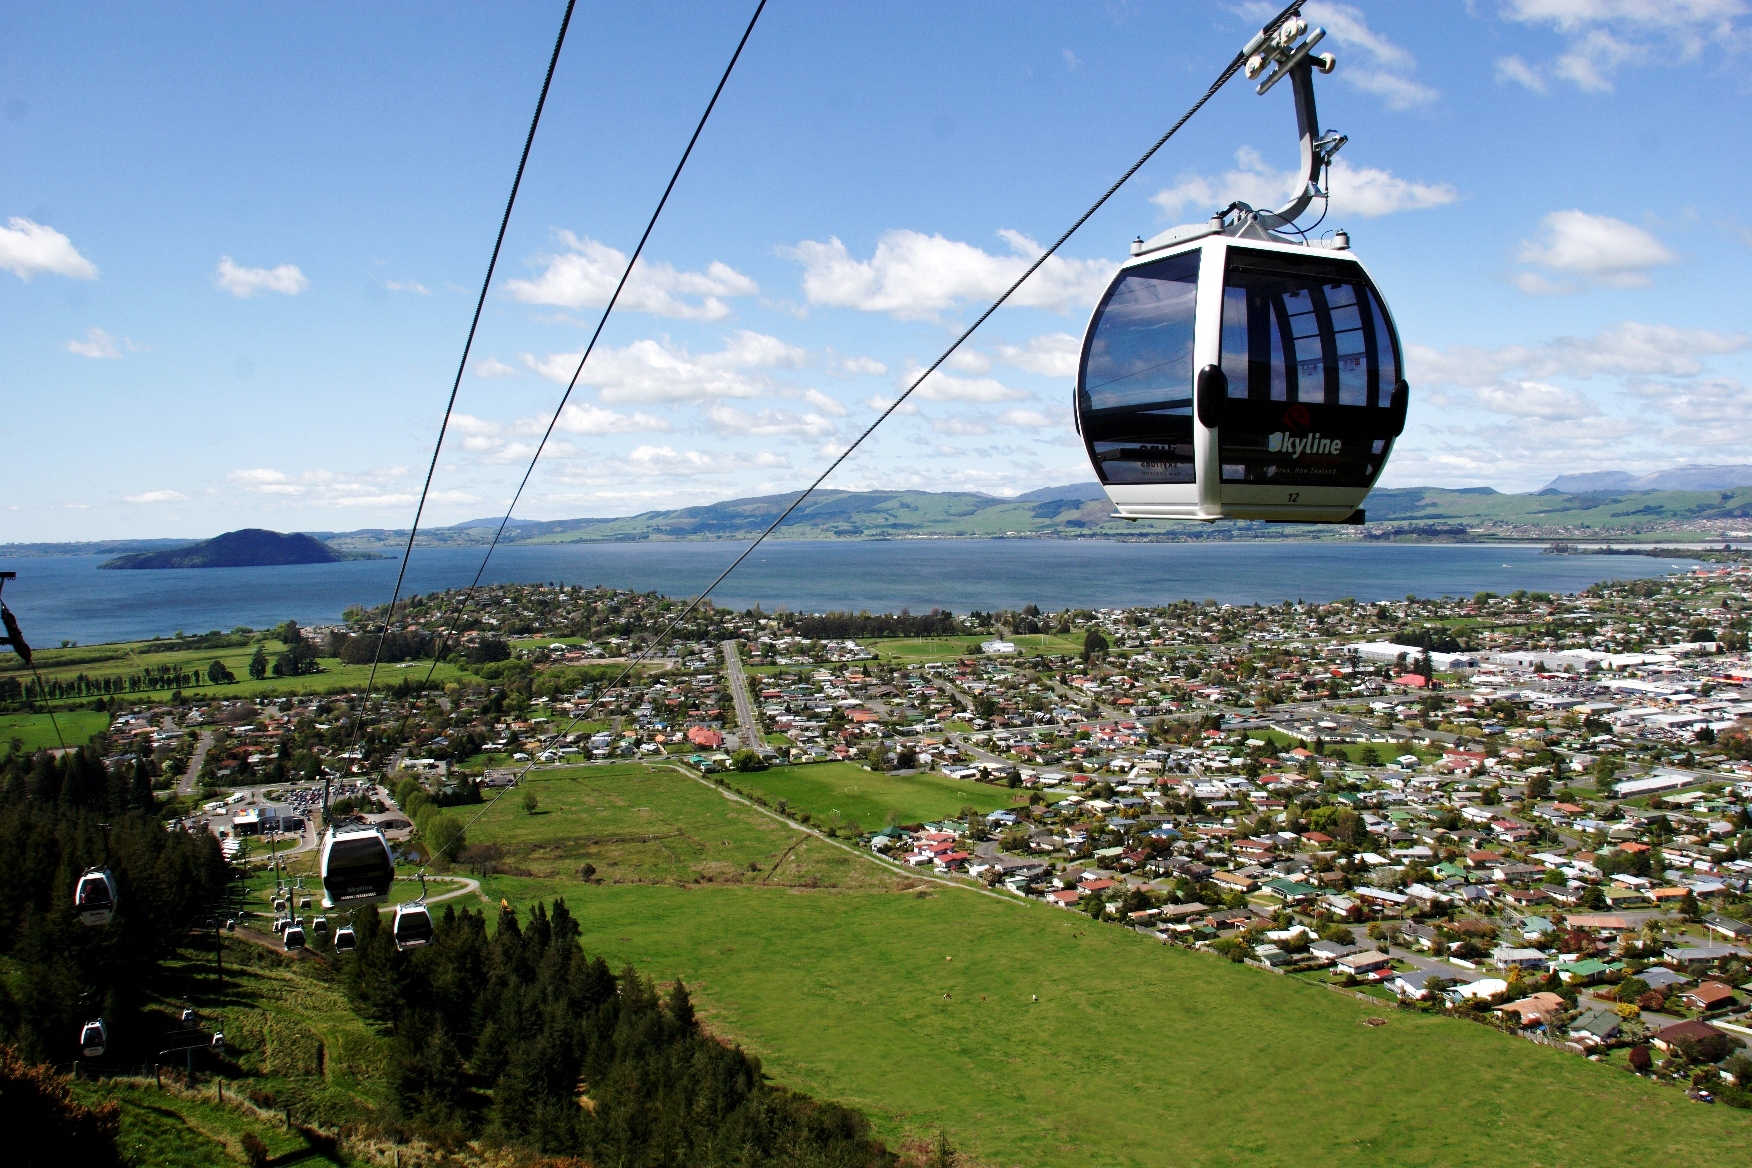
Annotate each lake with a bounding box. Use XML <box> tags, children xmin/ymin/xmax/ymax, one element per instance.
<box><xmin>0</xmin><ymin>539</ymin><xmax>1701</xmax><ymax>647</ymax></box>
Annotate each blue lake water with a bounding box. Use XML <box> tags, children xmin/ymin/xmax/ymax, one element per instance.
<box><xmin>0</xmin><ymin>540</ymin><xmax>1701</xmax><ymax>647</ymax></box>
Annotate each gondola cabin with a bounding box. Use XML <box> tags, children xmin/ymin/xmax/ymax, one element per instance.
<box><xmin>1075</xmin><ymin>227</ymin><xmax>1404</xmax><ymax>523</ymax></box>
<box><xmin>80</xmin><ymin>1018</ymin><xmax>107</xmax><ymax>1058</ymax></box>
<box><xmin>392</xmin><ymin>902</ymin><xmax>433</xmax><ymax>951</ymax></box>
<box><xmin>75</xmin><ymin>868</ymin><xmax>117</xmax><ymax>927</ymax></box>
<box><xmin>319</xmin><ymin>827</ymin><xmax>395</xmax><ymax>909</ymax></box>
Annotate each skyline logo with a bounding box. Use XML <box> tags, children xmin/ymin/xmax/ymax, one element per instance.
<box><xmin>1267</xmin><ymin>431</ymin><xmax>1342</xmax><ymax>458</ymax></box>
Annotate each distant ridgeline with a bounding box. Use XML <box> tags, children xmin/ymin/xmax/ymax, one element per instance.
<box><xmin>99</xmin><ymin>529</ymin><xmax>383</xmax><ymax>570</ymax></box>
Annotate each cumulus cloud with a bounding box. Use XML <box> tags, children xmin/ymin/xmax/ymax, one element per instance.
<box><xmin>66</xmin><ymin>327</ymin><xmax>120</xmax><ymax>359</ymax></box>
<box><xmin>1495</xmin><ymin>54</ymin><xmax>1549</xmax><ymax>91</ymax></box>
<box><xmin>504</xmin><ymin>231</ymin><xmax>757</xmax><ymax>320</ymax></box>
<box><xmin>994</xmin><ymin>333</ymin><xmax>1081</xmax><ymax>378</ymax></box>
<box><xmin>215</xmin><ymin>256</ymin><xmax>309</xmax><ymax>298</ymax></box>
<box><xmin>220</xmin><ymin>465</ymin><xmax>439</xmax><ymax>507</ymax></box>
<box><xmin>784</xmin><ymin>229</ymin><xmax>1116</xmax><ymax>319</ymax></box>
<box><xmin>1630</xmin><ymin>376</ymin><xmax>1752</xmax><ymax>446</ymax></box>
<box><xmin>554</xmin><ymin>402</ymin><xmax>669</xmax><ymax>435</ymax></box>
<box><xmin>1513</xmin><ymin>210</ymin><xmax>1676</xmax><ymax>291</ymax></box>
<box><xmin>616</xmin><ymin>445</ymin><xmax>788</xmax><ymax>477</ymax></box>
<box><xmin>1303</xmin><ymin>2</ymin><xmax>1438</xmax><ymax>108</ymax></box>
<box><xmin>0</xmin><ymin>217</ymin><xmax>98</xmax><ymax>280</ymax></box>
<box><xmin>1151</xmin><ymin>148</ymin><xmax>1456</xmax><ymax>221</ymax></box>
<box><xmin>705</xmin><ymin>404</ymin><xmax>837</xmax><ymax>438</ymax></box>
<box><xmin>901</xmin><ymin>362</ymin><xmax>1033</xmax><ymax>404</ymax></box>
<box><xmin>839</xmin><ymin>355</ymin><xmax>887</xmax><ymax>375</ymax></box>
<box><xmin>1409</xmin><ymin>321</ymin><xmax>1750</xmax><ymax>389</ymax></box>
<box><xmin>225</xmin><ymin>468</ymin><xmax>304</xmax><ymax>495</ymax></box>
<box><xmin>474</xmin><ymin>356</ymin><xmax>520</xmax><ymax>378</ymax></box>
<box><xmin>1474</xmin><ymin>380</ymin><xmax>1600</xmax><ymax>419</ymax></box>
<box><xmin>930</xmin><ymin>416</ymin><xmax>991</xmax><ymax>436</ymax></box>
<box><xmin>1501</xmin><ymin>0</ymin><xmax>1749</xmax><ymax>93</ymax></box>
<box><xmin>385</xmin><ymin>280</ymin><xmax>430</xmax><ymax>294</ymax></box>
<box><xmin>524</xmin><ymin>330</ymin><xmax>805</xmax><ymax>405</ymax></box>
<box><xmin>803</xmin><ymin>388</ymin><xmax>849</xmax><ymax>417</ymax></box>
<box><xmin>864</xmin><ymin>394</ymin><xmax>919</xmax><ymax>415</ymax></box>
<box><xmin>124</xmin><ymin>489</ymin><xmax>188</xmax><ymax>504</ymax></box>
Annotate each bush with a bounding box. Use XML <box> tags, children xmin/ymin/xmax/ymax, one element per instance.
<box><xmin>0</xmin><ymin>1047</ymin><xmax>123</xmax><ymax>1167</ymax></box>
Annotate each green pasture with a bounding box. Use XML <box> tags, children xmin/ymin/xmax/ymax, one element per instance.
<box><xmin>0</xmin><ymin>709</ymin><xmax>111</xmax><ymax>752</ymax></box>
<box><xmin>860</xmin><ymin>633</ymin><xmax>1082</xmax><ymax>661</ymax></box>
<box><xmin>471</xmin><ymin>876</ymin><xmax>1750</xmax><ymax>1168</ymax></box>
<box><xmin>470</xmin><ymin>763</ymin><xmax>885</xmax><ymax>890</ymax></box>
<box><xmin>10</xmin><ymin>636</ymin><xmax>475</xmax><ymax>704</ymax></box>
<box><xmin>728</xmin><ymin>761</ymin><xmax>1019</xmax><ymax>829</ymax></box>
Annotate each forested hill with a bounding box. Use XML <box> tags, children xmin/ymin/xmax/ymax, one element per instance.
<box><xmin>99</xmin><ymin>529</ymin><xmax>380</xmax><ymax>569</ymax></box>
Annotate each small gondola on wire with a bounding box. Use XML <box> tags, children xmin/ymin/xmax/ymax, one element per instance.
<box><xmin>1073</xmin><ymin>15</ymin><xmax>1407</xmax><ymax>524</ymax></box>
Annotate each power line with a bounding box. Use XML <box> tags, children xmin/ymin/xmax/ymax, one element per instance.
<box><xmin>422</xmin><ymin>0</ymin><xmax>769</xmax><ymax>688</ymax></box>
<box><xmin>337</xmin><ymin>0</ymin><xmax>578</xmax><ymax>797</ymax></box>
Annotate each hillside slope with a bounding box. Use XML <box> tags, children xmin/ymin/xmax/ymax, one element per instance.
<box><xmin>99</xmin><ymin>529</ymin><xmax>372</xmax><ymax>569</ymax></box>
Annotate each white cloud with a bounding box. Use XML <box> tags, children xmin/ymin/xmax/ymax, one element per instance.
<box><xmin>385</xmin><ymin>280</ymin><xmax>430</xmax><ymax>294</ymax></box>
<box><xmin>902</xmin><ymin>362</ymin><xmax>1033</xmax><ymax>404</ymax></box>
<box><xmin>1409</xmin><ymin>321</ymin><xmax>1750</xmax><ymax>389</ymax></box>
<box><xmin>995</xmin><ymin>408</ymin><xmax>1059</xmax><ymax>428</ymax></box>
<box><xmin>1502</xmin><ymin>0</ymin><xmax>1748</xmax><ymax>92</ymax></box>
<box><xmin>554</xmin><ymin>402</ymin><xmax>669</xmax><ymax>435</ymax></box>
<box><xmin>225</xmin><ymin>468</ymin><xmax>303</xmax><ymax>495</ymax></box>
<box><xmin>1151</xmin><ymin>148</ymin><xmax>1456</xmax><ymax>221</ymax></box>
<box><xmin>1063</xmin><ymin>48</ymin><xmax>1083</xmax><ymax>72</ymax></box>
<box><xmin>840</xmin><ymin>356</ymin><xmax>886</xmax><ymax>375</ymax></box>
<box><xmin>1495</xmin><ymin>55</ymin><xmax>1549</xmax><ymax>91</ymax></box>
<box><xmin>994</xmin><ymin>333</ymin><xmax>1081</xmax><ymax>378</ymax></box>
<box><xmin>0</xmin><ymin>217</ymin><xmax>98</xmax><ymax>280</ymax></box>
<box><xmin>804</xmin><ymin>388</ymin><xmax>849</xmax><ymax>417</ymax></box>
<box><xmin>1630</xmin><ymin>376</ymin><xmax>1752</xmax><ymax>446</ymax></box>
<box><xmin>784</xmin><ymin>229</ymin><xmax>1116</xmax><ymax>319</ymax></box>
<box><xmin>504</xmin><ymin>231</ymin><xmax>757</xmax><ymax>320</ymax></box>
<box><xmin>1303</xmin><ymin>2</ymin><xmax>1438</xmax><ymax>108</ymax></box>
<box><xmin>124</xmin><ymin>489</ymin><xmax>188</xmax><ymax>504</ymax></box>
<box><xmin>864</xmin><ymin>394</ymin><xmax>919</xmax><ymax>415</ymax></box>
<box><xmin>616</xmin><ymin>445</ymin><xmax>789</xmax><ymax>477</ymax></box>
<box><xmin>473</xmin><ymin>356</ymin><xmax>520</xmax><ymax>378</ymax></box>
<box><xmin>214</xmin><ymin>256</ymin><xmax>309</xmax><ymax>298</ymax></box>
<box><xmin>66</xmin><ymin>327</ymin><xmax>120</xmax><ymax>359</ymax></box>
<box><xmin>930</xmin><ymin>416</ymin><xmax>991</xmax><ymax>436</ymax></box>
<box><xmin>705</xmin><ymin>404</ymin><xmax>837</xmax><ymax>438</ymax></box>
<box><xmin>947</xmin><ymin>349</ymin><xmax>993</xmax><ymax>374</ymax></box>
<box><xmin>525</xmin><ymin>330</ymin><xmax>805</xmax><ymax>405</ymax></box>
<box><xmin>1514</xmin><ymin>210</ymin><xmax>1676</xmax><ymax>290</ymax></box>
<box><xmin>1474</xmin><ymin>380</ymin><xmax>1600</xmax><ymax>419</ymax></box>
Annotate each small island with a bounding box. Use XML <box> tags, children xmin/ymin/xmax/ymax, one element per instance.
<box><xmin>99</xmin><ymin>528</ymin><xmax>383</xmax><ymax>569</ymax></box>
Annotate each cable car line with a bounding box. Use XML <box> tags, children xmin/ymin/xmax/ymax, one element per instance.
<box><xmin>420</xmin><ymin>0</ymin><xmax>770</xmax><ymax>689</ymax></box>
<box><xmin>341</xmin><ymin>0</ymin><xmax>579</xmax><ymax>777</ymax></box>
<box><xmin>402</xmin><ymin>0</ymin><xmax>1317</xmax><ymax>829</ymax></box>
<box><xmin>0</xmin><ymin>571</ymin><xmax>67</xmax><ymax>752</ymax></box>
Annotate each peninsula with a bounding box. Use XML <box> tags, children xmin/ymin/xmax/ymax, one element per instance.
<box><xmin>98</xmin><ymin>528</ymin><xmax>380</xmax><ymax>569</ymax></box>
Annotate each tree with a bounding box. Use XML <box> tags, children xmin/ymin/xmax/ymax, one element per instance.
<box><xmin>207</xmin><ymin>659</ymin><xmax>235</xmax><ymax>684</ymax></box>
<box><xmin>248</xmin><ymin>644</ymin><xmax>268</xmax><ymax>680</ymax></box>
<box><xmin>1082</xmin><ymin>629</ymin><xmax>1109</xmax><ymax>662</ymax></box>
<box><xmin>521</xmin><ymin>786</ymin><xmax>538</xmax><ymax>815</ymax></box>
<box><xmin>731</xmin><ymin>749</ymin><xmax>766</xmax><ymax>772</ymax></box>
<box><xmin>1628</xmin><ymin>1044</ymin><xmax>1652</xmax><ymax>1073</ymax></box>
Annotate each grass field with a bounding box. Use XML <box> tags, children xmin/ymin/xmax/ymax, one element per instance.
<box><xmin>5</xmin><ymin>636</ymin><xmax>475</xmax><ymax>704</ymax></box>
<box><xmin>860</xmin><ymin>633</ymin><xmax>1084</xmax><ymax>661</ymax></box>
<box><xmin>729</xmin><ymin>761</ymin><xmax>1019</xmax><ymax>828</ymax></box>
<box><xmin>0</xmin><ymin>709</ymin><xmax>111</xmax><ymax>751</ymax></box>
<box><xmin>460</xmin><ymin>765</ymin><xmax>1752</xmax><ymax>1168</ymax></box>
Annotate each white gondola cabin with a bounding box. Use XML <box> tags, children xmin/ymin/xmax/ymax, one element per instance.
<box><xmin>1073</xmin><ymin>14</ymin><xmax>1407</xmax><ymax>524</ymax></box>
<box><xmin>75</xmin><ymin>868</ymin><xmax>118</xmax><ymax>927</ymax></box>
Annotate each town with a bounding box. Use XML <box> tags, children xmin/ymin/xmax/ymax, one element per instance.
<box><xmin>30</xmin><ymin>562</ymin><xmax>1749</xmax><ymax>1114</ymax></box>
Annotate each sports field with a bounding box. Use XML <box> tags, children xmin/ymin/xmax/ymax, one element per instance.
<box><xmin>465</xmin><ymin>765</ymin><xmax>1751</xmax><ymax>1168</ymax></box>
<box><xmin>860</xmin><ymin>633</ymin><xmax>1084</xmax><ymax>661</ymax></box>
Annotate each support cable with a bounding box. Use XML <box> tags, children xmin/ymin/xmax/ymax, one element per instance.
<box><xmin>337</xmin><ymin>0</ymin><xmax>577</xmax><ymax>803</ymax></box>
<box><xmin>421</xmin><ymin>0</ymin><xmax>770</xmax><ymax>688</ymax></box>
<box><xmin>425</xmin><ymin>2</ymin><xmax>1309</xmax><ymax>862</ymax></box>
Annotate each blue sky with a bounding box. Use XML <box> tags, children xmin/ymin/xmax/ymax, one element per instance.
<box><xmin>4</xmin><ymin>0</ymin><xmax>1750</xmax><ymax>541</ymax></box>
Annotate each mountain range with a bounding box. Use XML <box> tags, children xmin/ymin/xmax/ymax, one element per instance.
<box><xmin>9</xmin><ymin>471</ymin><xmax>1752</xmax><ymax>559</ymax></box>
